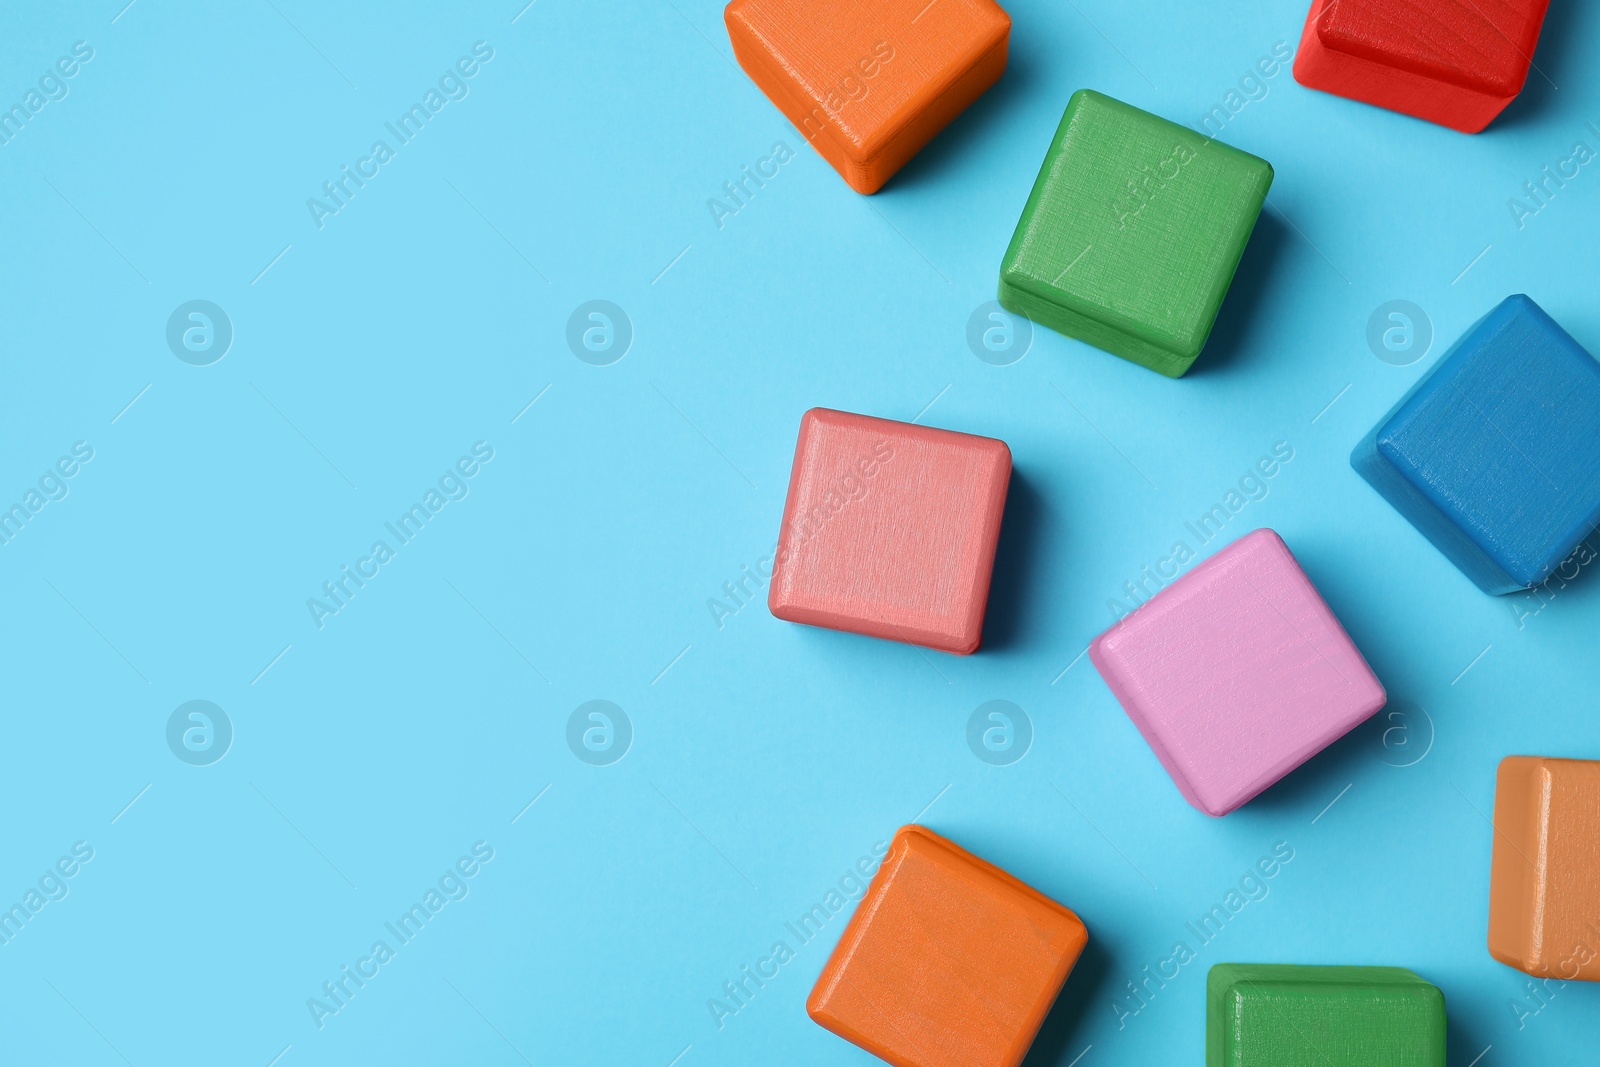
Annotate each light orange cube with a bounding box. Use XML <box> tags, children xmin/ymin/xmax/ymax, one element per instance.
<box><xmin>724</xmin><ymin>0</ymin><xmax>1010</xmax><ymax>193</ymax></box>
<box><xmin>1488</xmin><ymin>756</ymin><xmax>1600</xmax><ymax>981</ymax></box>
<box><xmin>807</xmin><ymin>825</ymin><xmax>1087</xmax><ymax>1067</ymax></box>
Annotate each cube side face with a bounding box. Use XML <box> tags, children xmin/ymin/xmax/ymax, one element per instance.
<box><xmin>1366</xmin><ymin>295</ymin><xmax>1600</xmax><ymax>592</ymax></box>
<box><xmin>999</xmin><ymin>90</ymin><xmax>1272</xmax><ymax>376</ymax></box>
<box><xmin>997</xmin><ymin>270</ymin><xmax>1192</xmax><ymax>379</ymax></box>
<box><xmin>1093</xmin><ymin>529</ymin><xmax>1385</xmax><ymax>816</ymax></box>
<box><xmin>1490</xmin><ymin>757</ymin><xmax>1600</xmax><ymax>981</ymax></box>
<box><xmin>1208</xmin><ymin>965</ymin><xmax>1445</xmax><ymax>1067</ymax></box>
<box><xmin>808</xmin><ymin>826</ymin><xmax>1087</xmax><ymax>1067</ymax></box>
<box><xmin>1489</xmin><ymin>757</ymin><xmax>1546</xmax><ymax>973</ymax></box>
<box><xmin>725</xmin><ymin>0</ymin><xmax>1010</xmax><ymax>192</ymax></box>
<box><xmin>769</xmin><ymin>409</ymin><xmax>1011</xmax><ymax>654</ymax></box>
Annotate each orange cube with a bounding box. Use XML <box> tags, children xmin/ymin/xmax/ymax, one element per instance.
<box><xmin>724</xmin><ymin>0</ymin><xmax>1010</xmax><ymax>193</ymax></box>
<box><xmin>1488</xmin><ymin>756</ymin><xmax>1600</xmax><ymax>981</ymax></box>
<box><xmin>808</xmin><ymin>825</ymin><xmax>1087</xmax><ymax>1067</ymax></box>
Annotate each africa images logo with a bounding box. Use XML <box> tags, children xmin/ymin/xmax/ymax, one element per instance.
<box><xmin>166</xmin><ymin>300</ymin><xmax>233</xmax><ymax>366</ymax></box>
<box><xmin>166</xmin><ymin>701</ymin><xmax>233</xmax><ymax>766</ymax></box>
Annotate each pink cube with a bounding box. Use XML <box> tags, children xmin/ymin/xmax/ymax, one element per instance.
<box><xmin>1090</xmin><ymin>528</ymin><xmax>1385</xmax><ymax>816</ymax></box>
<box><xmin>768</xmin><ymin>408</ymin><xmax>1011</xmax><ymax>654</ymax></box>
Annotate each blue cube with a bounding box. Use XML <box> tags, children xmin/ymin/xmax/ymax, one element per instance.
<box><xmin>1353</xmin><ymin>295</ymin><xmax>1600</xmax><ymax>595</ymax></box>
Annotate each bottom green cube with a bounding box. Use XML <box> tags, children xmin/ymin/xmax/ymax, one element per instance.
<box><xmin>1207</xmin><ymin>964</ymin><xmax>1445</xmax><ymax>1067</ymax></box>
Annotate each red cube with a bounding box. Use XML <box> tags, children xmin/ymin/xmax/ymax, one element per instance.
<box><xmin>1292</xmin><ymin>0</ymin><xmax>1552</xmax><ymax>133</ymax></box>
<box><xmin>768</xmin><ymin>408</ymin><xmax>1011</xmax><ymax>654</ymax></box>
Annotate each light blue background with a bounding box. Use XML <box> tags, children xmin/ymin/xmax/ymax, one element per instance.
<box><xmin>1</xmin><ymin>1</ymin><xmax>1596</xmax><ymax>1064</ymax></box>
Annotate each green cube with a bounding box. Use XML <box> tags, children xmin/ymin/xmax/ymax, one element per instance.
<box><xmin>999</xmin><ymin>90</ymin><xmax>1273</xmax><ymax>377</ymax></box>
<box><xmin>1207</xmin><ymin>964</ymin><xmax>1446</xmax><ymax>1067</ymax></box>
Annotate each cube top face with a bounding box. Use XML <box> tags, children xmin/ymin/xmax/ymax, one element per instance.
<box><xmin>725</xmin><ymin>0</ymin><xmax>1009</xmax><ymax>189</ymax></box>
<box><xmin>1373</xmin><ymin>295</ymin><xmax>1600</xmax><ymax>590</ymax></box>
<box><xmin>1091</xmin><ymin>529</ymin><xmax>1386</xmax><ymax>816</ymax></box>
<box><xmin>1207</xmin><ymin>964</ymin><xmax>1446</xmax><ymax>1067</ymax></box>
<box><xmin>1000</xmin><ymin>89</ymin><xmax>1273</xmax><ymax>377</ymax></box>
<box><xmin>1313</xmin><ymin>0</ymin><xmax>1548</xmax><ymax>98</ymax></box>
<box><xmin>808</xmin><ymin>825</ymin><xmax>1087</xmax><ymax>1067</ymax></box>
<box><xmin>769</xmin><ymin>408</ymin><xmax>1011</xmax><ymax>654</ymax></box>
<box><xmin>1489</xmin><ymin>756</ymin><xmax>1600</xmax><ymax>981</ymax></box>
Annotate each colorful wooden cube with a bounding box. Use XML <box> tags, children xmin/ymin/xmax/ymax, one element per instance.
<box><xmin>1208</xmin><ymin>964</ymin><xmax>1446</xmax><ymax>1066</ymax></box>
<box><xmin>1352</xmin><ymin>295</ymin><xmax>1600</xmax><ymax>595</ymax></box>
<box><xmin>808</xmin><ymin>825</ymin><xmax>1087</xmax><ymax>1067</ymax></box>
<box><xmin>1090</xmin><ymin>529</ymin><xmax>1385</xmax><ymax>816</ymax></box>
<box><xmin>1489</xmin><ymin>756</ymin><xmax>1600</xmax><ymax>981</ymax></box>
<box><xmin>1293</xmin><ymin>0</ymin><xmax>1552</xmax><ymax>133</ymax></box>
<box><xmin>768</xmin><ymin>408</ymin><xmax>1010</xmax><ymax>654</ymax></box>
<box><xmin>725</xmin><ymin>0</ymin><xmax>1010</xmax><ymax>193</ymax></box>
<box><xmin>999</xmin><ymin>89</ymin><xmax>1272</xmax><ymax>377</ymax></box>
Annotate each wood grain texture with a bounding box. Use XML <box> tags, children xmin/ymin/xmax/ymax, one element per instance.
<box><xmin>1090</xmin><ymin>529</ymin><xmax>1386</xmax><ymax>817</ymax></box>
<box><xmin>999</xmin><ymin>90</ymin><xmax>1272</xmax><ymax>377</ymax></box>
<box><xmin>768</xmin><ymin>407</ymin><xmax>1010</xmax><ymax>654</ymax></box>
<box><xmin>807</xmin><ymin>825</ymin><xmax>1087</xmax><ymax>1067</ymax></box>
<box><xmin>1207</xmin><ymin>964</ymin><xmax>1446</xmax><ymax>1066</ymax></box>
<box><xmin>1489</xmin><ymin>756</ymin><xmax>1600</xmax><ymax>981</ymax></box>
<box><xmin>724</xmin><ymin>0</ymin><xmax>1010</xmax><ymax>193</ymax></box>
<box><xmin>1292</xmin><ymin>0</ymin><xmax>1551</xmax><ymax>132</ymax></box>
<box><xmin>1352</xmin><ymin>295</ymin><xmax>1600</xmax><ymax>594</ymax></box>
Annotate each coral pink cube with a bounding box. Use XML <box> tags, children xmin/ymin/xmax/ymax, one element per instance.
<box><xmin>1090</xmin><ymin>528</ymin><xmax>1386</xmax><ymax>816</ymax></box>
<box><xmin>769</xmin><ymin>408</ymin><xmax>1011</xmax><ymax>654</ymax></box>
